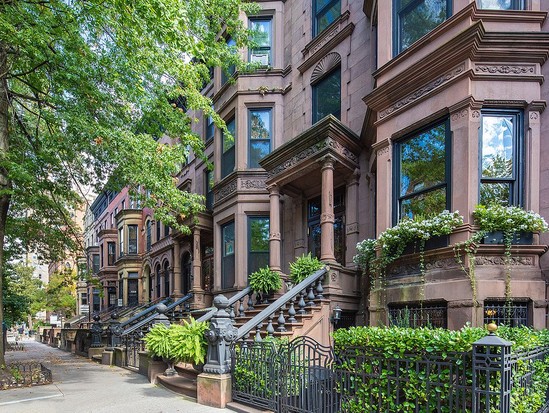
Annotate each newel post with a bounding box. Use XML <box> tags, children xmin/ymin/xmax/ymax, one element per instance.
<box><xmin>472</xmin><ymin>323</ymin><xmax>512</xmax><ymax>413</ymax></box>
<box><xmin>197</xmin><ymin>294</ymin><xmax>238</xmax><ymax>408</ymax></box>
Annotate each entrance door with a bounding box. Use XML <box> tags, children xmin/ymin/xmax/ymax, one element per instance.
<box><xmin>181</xmin><ymin>252</ymin><xmax>192</xmax><ymax>295</ymax></box>
<box><xmin>128</xmin><ymin>279</ymin><xmax>138</xmax><ymax>306</ymax></box>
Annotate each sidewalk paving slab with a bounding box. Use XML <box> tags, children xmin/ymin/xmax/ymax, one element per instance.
<box><xmin>1</xmin><ymin>339</ymin><xmax>230</xmax><ymax>413</ymax></box>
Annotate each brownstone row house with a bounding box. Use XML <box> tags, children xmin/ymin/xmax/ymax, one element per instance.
<box><xmin>81</xmin><ymin>0</ymin><xmax>549</xmax><ymax>335</ymax></box>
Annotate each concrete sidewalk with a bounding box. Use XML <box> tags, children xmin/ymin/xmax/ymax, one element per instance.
<box><xmin>1</xmin><ymin>340</ymin><xmax>230</xmax><ymax>413</ymax></box>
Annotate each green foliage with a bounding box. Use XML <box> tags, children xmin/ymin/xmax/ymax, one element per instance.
<box><xmin>354</xmin><ymin>210</ymin><xmax>463</xmax><ymax>276</ymax></box>
<box><xmin>2</xmin><ymin>263</ymin><xmax>44</xmax><ymax>326</ymax></box>
<box><xmin>144</xmin><ymin>318</ymin><xmax>208</xmax><ymax>365</ymax></box>
<box><xmin>454</xmin><ymin>204</ymin><xmax>549</xmax><ymax>303</ymax></box>
<box><xmin>289</xmin><ymin>253</ymin><xmax>324</xmax><ymax>285</ymax></box>
<box><xmin>333</xmin><ymin>326</ymin><xmax>549</xmax><ymax>413</ymax></box>
<box><xmin>248</xmin><ymin>266</ymin><xmax>282</xmax><ymax>294</ymax></box>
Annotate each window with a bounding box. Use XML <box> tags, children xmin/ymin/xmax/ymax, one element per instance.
<box><xmin>248</xmin><ymin>217</ymin><xmax>270</xmax><ymax>276</ymax></box>
<box><xmin>221</xmin><ymin>37</ymin><xmax>237</xmax><ymax>85</ymax></box>
<box><xmin>205</xmin><ymin>113</ymin><xmax>214</xmax><ymax>144</ymax></box>
<box><xmin>107</xmin><ymin>242</ymin><xmax>116</xmax><ymax>266</ymax></box>
<box><xmin>164</xmin><ymin>223</ymin><xmax>170</xmax><ymax>238</ymax></box>
<box><xmin>156</xmin><ymin>220</ymin><xmax>161</xmax><ymax>242</ymax></box>
<box><xmin>164</xmin><ymin>263</ymin><xmax>170</xmax><ymax>297</ymax></box>
<box><xmin>394</xmin><ymin>118</ymin><xmax>450</xmax><ymax>221</ymax></box>
<box><xmin>119</xmin><ymin>227</ymin><xmax>124</xmax><ymax>257</ymax></box>
<box><xmin>477</xmin><ymin>0</ymin><xmax>524</xmax><ymax>9</ymax></box>
<box><xmin>92</xmin><ymin>254</ymin><xmax>100</xmax><ymax>274</ymax></box>
<box><xmin>146</xmin><ymin>220</ymin><xmax>152</xmax><ymax>252</ymax></box>
<box><xmin>479</xmin><ymin>110</ymin><xmax>522</xmax><ymax>206</ymax></box>
<box><xmin>394</xmin><ymin>0</ymin><xmax>451</xmax><ymax>55</ymax></box>
<box><xmin>313</xmin><ymin>0</ymin><xmax>341</xmax><ymax>37</ymax></box>
<box><xmin>484</xmin><ymin>300</ymin><xmax>530</xmax><ymax>327</ymax></box>
<box><xmin>221</xmin><ymin>221</ymin><xmax>235</xmax><ymax>289</ymax></box>
<box><xmin>388</xmin><ymin>303</ymin><xmax>448</xmax><ymax>328</ymax></box>
<box><xmin>312</xmin><ymin>67</ymin><xmax>341</xmax><ymax>123</ymax></box>
<box><xmin>249</xmin><ymin>109</ymin><xmax>272</xmax><ymax>168</ymax></box>
<box><xmin>205</xmin><ymin>168</ymin><xmax>214</xmax><ymax>210</ymax></box>
<box><xmin>221</xmin><ymin>117</ymin><xmax>236</xmax><ymax>178</ymax></box>
<box><xmin>81</xmin><ymin>293</ymin><xmax>88</xmax><ymax>306</ymax></box>
<box><xmin>93</xmin><ymin>289</ymin><xmax>101</xmax><ymax>312</ymax></box>
<box><xmin>128</xmin><ymin>225</ymin><xmax>138</xmax><ymax>254</ymax></box>
<box><xmin>249</xmin><ymin>18</ymin><xmax>272</xmax><ymax>66</ymax></box>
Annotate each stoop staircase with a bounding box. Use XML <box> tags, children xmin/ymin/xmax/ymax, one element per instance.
<box><xmin>155</xmin><ymin>268</ymin><xmax>332</xmax><ymax>404</ymax></box>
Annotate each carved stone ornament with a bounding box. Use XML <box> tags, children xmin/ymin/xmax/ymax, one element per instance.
<box><xmin>474</xmin><ymin>64</ymin><xmax>535</xmax><ymax>75</ymax></box>
<box><xmin>451</xmin><ymin>109</ymin><xmax>468</xmax><ymax>121</ymax></box>
<box><xmin>268</xmin><ymin>140</ymin><xmax>328</xmax><ymax>178</ymax></box>
<box><xmin>215</xmin><ymin>180</ymin><xmax>237</xmax><ymax>202</ymax></box>
<box><xmin>240</xmin><ymin>179</ymin><xmax>266</xmax><ymax>190</ymax></box>
<box><xmin>379</xmin><ymin>64</ymin><xmax>465</xmax><ymax>119</ymax></box>
<box><xmin>530</xmin><ymin>112</ymin><xmax>539</xmax><ymax>120</ymax></box>
<box><xmin>376</xmin><ymin>146</ymin><xmax>390</xmax><ymax>157</ymax></box>
<box><xmin>346</xmin><ymin>223</ymin><xmax>359</xmax><ymax>234</ymax></box>
<box><xmin>270</xmin><ymin>232</ymin><xmax>281</xmax><ymax>240</ymax></box>
<box><xmin>474</xmin><ymin>256</ymin><xmax>534</xmax><ymax>266</ymax></box>
<box><xmin>425</xmin><ymin>258</ymin><xmax>459</xmax><ymax>271</ymax></box>
<box><xmin>311</xmin><ymin>53</ymin><xmax>342</xmax><ymax>84</ymax></box>
<box><xmin>320</xmin><ymin>213</ymin><xmax>335</xmax><ymax>222</ymax></box>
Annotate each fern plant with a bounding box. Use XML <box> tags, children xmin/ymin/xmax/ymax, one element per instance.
<box><xmin>143</xmin><ymin>323</ymin><xmax>174</xmax><ymax>360</ymax></box>
<box><xmin>289</xmin><ymin>253</ymin><xmax>324</xmax><ymax>285</ymax></box>
<box><xmin>171</xmin><ymin>318</ymin><xmax>209</xmax><ymax>366</ymax></box>
<box><xmin>248</xmin><ymin>266</ymin><xmax>282</xmax><ymax>294</ymax></box>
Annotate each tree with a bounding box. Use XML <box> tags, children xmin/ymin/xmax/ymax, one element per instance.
<box><xmin>0</xmin><ymin>0</ymin><xmax>256</xmax><ymax>364</ymax></box>
<box><xmin>3</xmin><ymin>263</ymin><xmax>45</xmax><ymax>327</ymax></box>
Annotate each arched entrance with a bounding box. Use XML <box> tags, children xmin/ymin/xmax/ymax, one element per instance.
<box><xmin>181</xmin><ymin>252</ymin><xmax>192</xmax><ymax>295</ymax></box>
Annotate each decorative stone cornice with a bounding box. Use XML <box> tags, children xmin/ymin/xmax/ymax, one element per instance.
<box><xmin>299</xmin><ymin>11</ymin><xmax>354</xmax><ymax>74</ymax></box>
<box><xmin>215</xmin><ymin>179</ymin><xmax>237</xmax><ymax>203</ymax></box>
<box><xmin>240</xmin><ymin>178</ymin><xmax>266</xmax><ymax>190</ymax></box>
<box><xmin>261</xmin><ymin>116</ymin><xmax>361</xmax><ymax>183</ymax></box>
<box><xmin>378</xmin><ymin>64</ymin><xmax>465</xmax><ymax>119</ymax></box>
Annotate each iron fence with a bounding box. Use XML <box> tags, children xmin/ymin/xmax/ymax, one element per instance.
<box><xmin>0</xmin><ymin>362</ymin><xmax>52</xmax><ymax>389</ymax></box>
<box><xmin>336</xmin><ymin>348</ymin><xmax>472</xmax><ymax>412</ymax></box>
<box><xmin>231</xmin><ymin>336</ymin><xmax>549</xmax><ymax>413</ymax></box>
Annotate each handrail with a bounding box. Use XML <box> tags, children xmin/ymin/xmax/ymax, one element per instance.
<box><xmin>197</xmin><ymin>287</ymin><xmax>251</xmax><ymax>323</ymax></box>
<box><xmin>119</xmin><ymin>297</ymin><xmax>171</xmax><ymax>328</ymax></box>
<box><xmin>121</xmin><ymin>293</ymin><xmax>193</xmax><ymax>336</ymax></box>
<box><xmin>236</xmin><ymin>268</ymin><xmax>326</xmax><ymax>340</ymax></box>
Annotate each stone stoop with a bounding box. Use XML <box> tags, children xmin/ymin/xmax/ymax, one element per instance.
<box><xmin>156</xmin><ymin>363</ymin><xmax>199</xmax><ymax>399</ymax></box>
<box><xmin>226</xmin><ymin>401</ymin><xmax>274</xmax><ymax>413</ymax></box>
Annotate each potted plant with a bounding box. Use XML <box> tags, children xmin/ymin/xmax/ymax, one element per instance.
<box><xmin>248</xmin><ymin>266</ymin><xmax>282</xmax><ymax>304</ymax></box>
<box><xmin>289</xmin><ymin>253</ymin><xmax>324</xmax><ymax>285</ymax></box>
<box><xmin>144</xmin><ymin>318</ymin><xmax>208</xmax><ymax>375</ymax></box>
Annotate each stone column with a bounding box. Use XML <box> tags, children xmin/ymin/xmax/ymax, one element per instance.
<box><xmin>345</xmin><ymin>169</ymin><xmax>360</xmax><ymax>266</ymax></box>
<box><xmin>320</xmin><ymin>156</ymin><xmax>336</xmax><ymax>263</ymax></box>
<box><xmin>192</xmin><ymin>228</ymin><xmax>204</xmax><ymax>291</ymax></box>
<box><xmin>268</xmin><ymin>184</ymin><xmax>282</xmax><ymax>272</ymax></box>
<box><xmin>172</xmin><ymin>241</ymin><xmax>182</xmax><ymax>297</ymax></box>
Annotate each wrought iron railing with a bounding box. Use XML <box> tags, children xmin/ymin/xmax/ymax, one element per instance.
<box><xmin>0</xmin><ymin>362</ymin><xmax>52</xmax><ymax>389</ymax></box>
<box><xmin>196</xmin><ymin>287</ymin><xmax>251</xmax><ymax>323</ymax></box>
<box><xmin>235</xmin><ymin>267</ymin><xmax>327</xmax><ymax>341</ymax></box>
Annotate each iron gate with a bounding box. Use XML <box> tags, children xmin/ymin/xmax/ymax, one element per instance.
<box><xmin>231</xmin><ymin>336</ymin><xmax>339</xmax><ymax>413</ymax></box>
<box><xmin>124</xmin><ymin>331</ymin><xmax>145</xmax><ymax>369</ymax></box>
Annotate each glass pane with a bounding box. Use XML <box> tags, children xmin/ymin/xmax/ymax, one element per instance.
<box><xmin>221</xmin><ymin>146</ymin><xmax>235</xmax><ymax>177</ymax></box>
<box><xmin>250</xmin><ymin>110</ymin><xmax>271</xmax><ymax>140</ymax></box>
<box><xmin>223</xmin><ymin>222</ymin><xmax>235</xmax><ymax>257</ymax></box>
<box><xmin>250</xmin><ymin>141</ymin><xmax>270</xmax><ymax>168</ymax></box>
<box><xmin>400</xmin><ymin>123</ymin><xmax>446</xmax><ymax>197</ymax></box>
<box><xmin>401</xmin><ymin>187</ymin><xmax>446</xmax><ymax>219</ymax></box>
<box><xmin>249</xmin><ymin>218</ymin><xmax>270</xmax><ymax>252</ymax></box>
<box><xmin>316</xmin><ymin>0</ymin><xmax>340</xmax><ymax>34</ymax></box>
<box><xmin>251</xmin><ymin>20</ymin><xmax>271</xmax><ymax>47</ymax></box>
<box><xmin>313</xmin><ymin>69</ymin><xmax>341</xmax><ymax>122</ymax></box>
<box><xmin>400</xmin><ymin>0</ymin><xmax>447</xmax><ymax>51</ymax></box>
<box><xmin>478</xmin><ymin>0</ymin><xmax>518</xmax><ymax>9</ymax></box>
<box><xmin>480</xmin><ymin>182</ymin><xmax>511</xmax><ymax>206</ymax></box>
<box><xmin>334</xmin><ymin>215</ymin><xmax>345</xmax><ymax>264</ymax></box>
<box><xmin>481</xmin><ymin>115</ymin><xmax>514</xmax><ymax>179</ymax></box>
<box><xmin>248</xmin><ymin>252</ymin><xmax>269</xmax><ymax>276</ymax></box>
<box><xmin>309</xmin><ymin>223</ymin><xmax>322</xmax><ymax>260</ymax></box>
<box><xmin>308</xmin><ymin>198</ymin><xmax>321</xmax><ymax>218</ymax></box>
<box><xmin>223</xmin><ymin>118</ymin><xmax>235</xmax><ymax>152</ymax></box>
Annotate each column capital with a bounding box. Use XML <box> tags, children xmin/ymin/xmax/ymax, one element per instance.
<box><xmin>267</xmin><ymin>183</ymin><xmax>280</xmax><ymax>196</ymax></box>
<box><xmin>320</xmin><ymin>154</ymin><xmax>335</xmax><ymax>170</ymax></box>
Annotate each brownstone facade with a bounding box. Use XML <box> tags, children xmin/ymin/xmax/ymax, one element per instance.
<box><xmin>82</xmin><ymin>0</ymin><xmax>549</xmax><ymax>332</ymax></box>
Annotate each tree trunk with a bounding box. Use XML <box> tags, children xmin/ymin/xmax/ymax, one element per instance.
<box><xmin>0</xmin><ymin>43</ymin><xmax>12</xmax><ymax>366</ymax></box>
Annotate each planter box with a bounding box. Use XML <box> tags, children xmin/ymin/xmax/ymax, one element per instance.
<box><xmin>482</xmin><ymin>231</ymin><xmax>533</xmax><ymax>245</ymax></box>
<box><xmin>402</xmin><ymin>235</ymin><xmax>449</xmax><ymax>255</ymax></box>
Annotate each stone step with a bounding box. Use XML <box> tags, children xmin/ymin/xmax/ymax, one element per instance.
<box><xmin>91</xmin><ymin>354</ymin><xmax>102</xmax><ymax>363</ymax></box>
<box><xmin>156</xmin><ymin>373</ymin><xmax>197</xmax><ymax>399</ymax></box>
<box><xmin>226</xmin><ymin>401</ymin><xmax>274</xmax><ymax>413</ymax></box>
